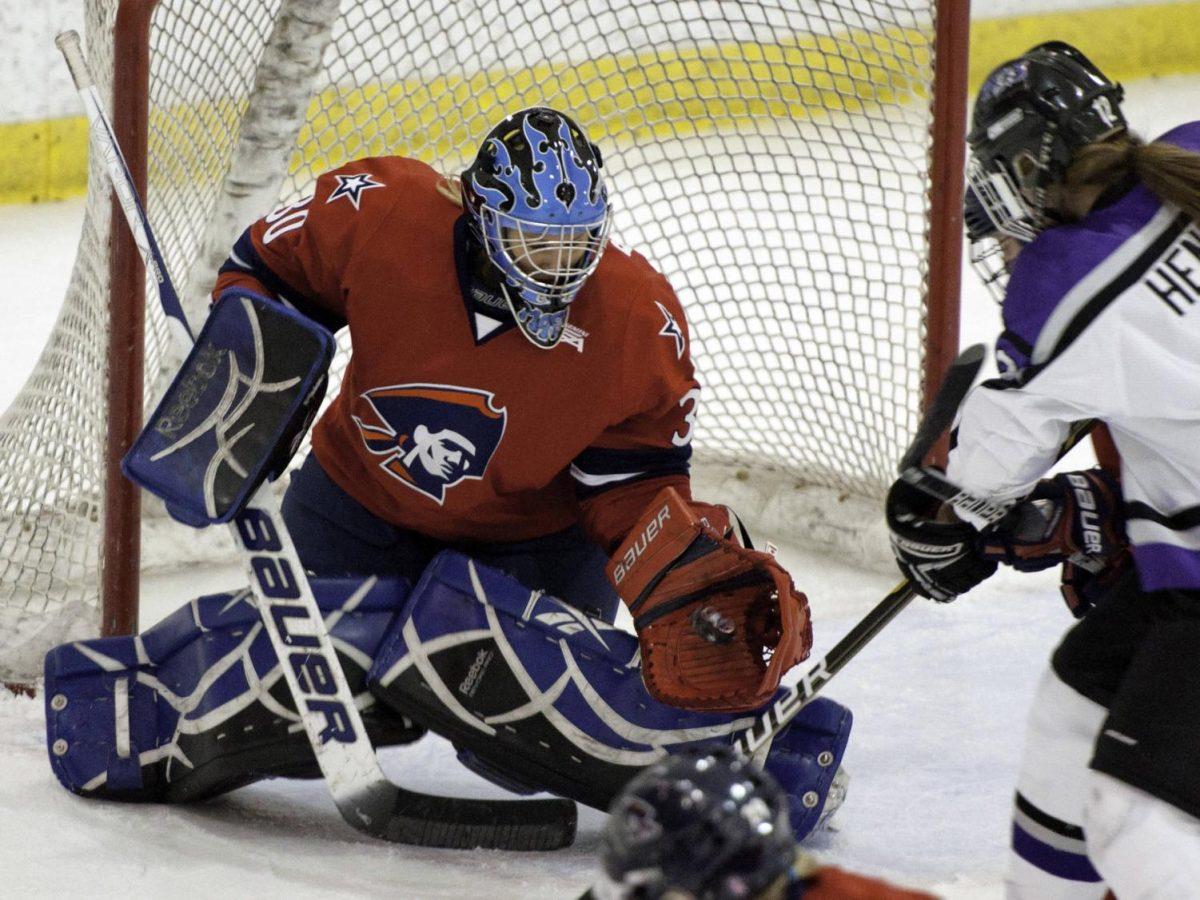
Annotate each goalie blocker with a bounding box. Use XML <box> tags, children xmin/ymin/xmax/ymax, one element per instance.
<box><xmin>123</xmin><ymin>288</ymin><xmax>333</xmax><ymax>526</ymax></box>
<box><xmin>46</xmin><ymin>552</ymin><xmax>850</xmax><ymax>840</ymax></box>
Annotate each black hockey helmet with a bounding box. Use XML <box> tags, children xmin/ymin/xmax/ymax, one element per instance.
<box><xmin>967</xmin><ymin>41</ymin><xmax>1126</xmax><ymax>242</ymax></box>
<box><xmin>589</xmin><ymin>746</ymin><xmax>795</xmax><ymax>900</ymax></box>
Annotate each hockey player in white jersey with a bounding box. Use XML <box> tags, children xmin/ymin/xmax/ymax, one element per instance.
<box><xmin>886</xmin><ymin>42</ymin><xmax>1200</xmax><ymax>897</ymax></box>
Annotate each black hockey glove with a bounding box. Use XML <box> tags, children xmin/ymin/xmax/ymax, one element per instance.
<box><xmin>979</xmin><ymin>469</ymin><xmax>1125</xmax><ymax>572</ymax></box>
<box><xmin>979</xmin><ymin>468</ymin><xmax>1126</xmax><ymax>618</ymax></box>
<box><xmin>1059</xmin><ymin>547</ymin><xmax>1131</xmax><ymax>618</ymax></box>
<box><xmin>886</xmin><ymin>477</ymin><xmax>997</xmax><ymax>603</ymax></box>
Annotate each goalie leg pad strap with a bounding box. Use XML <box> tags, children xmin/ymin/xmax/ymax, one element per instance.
<box><xmin>44</xmin><ymin>576</ymin><xmax>422</xmax><ymax>802</ymax></box>
<box><xmin>366</xmin><ymin>550</ymin><xmax>851</xmax><ymax>839</ymax></box>
<box><xmin>123</xmin><ymin>289</ymin><xmax>334</xmax><ymax>527</ymax></box>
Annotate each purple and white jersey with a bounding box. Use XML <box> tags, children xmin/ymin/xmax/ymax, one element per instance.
<box><xmin>948</xmin><ymin>120</ymin><xmax>1200</xmax><ymax>592</ymax></box>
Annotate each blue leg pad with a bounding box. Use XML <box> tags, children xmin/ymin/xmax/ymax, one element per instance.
<box><xmin>45</xmin><ymin>576</ymin><xmax>417</xmax><ymax>801</ymax></box>
<box><xmin>367</xmin><ymin>550</ymin><xmax>852</xmax><ymax>839</ymax></box>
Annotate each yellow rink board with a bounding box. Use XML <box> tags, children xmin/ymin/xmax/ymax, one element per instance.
<box><xmin>3</xmin><ymin>1</ymin><xmax>1198</xmax><ymax>205</ymax></box>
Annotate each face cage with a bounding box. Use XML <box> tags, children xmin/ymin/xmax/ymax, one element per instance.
<box><xmin>482</xmin><ymin>206</ymin><xmax>612</xmax><ymax>310</ymax></box>
<box><xmin>968</xmin><ymin>236</ymin><xmax>1013</xmax><ymax>303</ymax></box>
<box><xmin>966</xmin><ymin>156</ymin><xmax>1044</xmax><ymax>243</ymax></box>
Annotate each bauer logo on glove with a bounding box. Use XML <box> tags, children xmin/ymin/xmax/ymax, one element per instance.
<box><xmin>610</xmin><ymin>501</ymin><xmax>674</xmax><ymax>587</ymax></box>
<box><xmin>606</xmin><ymin>487</ymin><xmax>813</xmax><ymax>713</ymax></box>
<box><xmin>980</xmin><ymin>468</ymin><xmax>1125</xmax><ymax>573</ymax></box>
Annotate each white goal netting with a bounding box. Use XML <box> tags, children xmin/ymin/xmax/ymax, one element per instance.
<box><xmin>0</xmin><ymin>0</ymin><xmax>960</xmax><ymax>681</ymax></box>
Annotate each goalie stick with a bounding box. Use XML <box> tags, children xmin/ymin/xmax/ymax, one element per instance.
<box><xmin>56</xmin><ymin>30</ymin><xmax>575</xmax><ymax>851</ymax></box>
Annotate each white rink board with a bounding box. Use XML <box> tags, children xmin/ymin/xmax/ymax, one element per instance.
<box><xmin>0</xmin><ymin>0</ymin><xmax>1158</xmax><ymax>124</ymax></box>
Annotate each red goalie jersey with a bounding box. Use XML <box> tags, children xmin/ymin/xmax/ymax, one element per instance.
<box><xmin>213</xmin><ymin>156</ymin><xmax>699</xmax><ymax>550</ymax></box>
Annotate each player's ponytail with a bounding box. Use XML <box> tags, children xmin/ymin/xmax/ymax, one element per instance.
<box><xmin>1067</xmin><ymin>133</ymin><xmax>1200</xmax><ymax>225</ymax></box>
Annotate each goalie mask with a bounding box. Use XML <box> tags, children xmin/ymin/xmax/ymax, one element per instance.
<box><xmin>462</xmin><ymin>107</ymin><xmax>612</xmax><ymax>349</ymax></box>
<box><xmin>967</xmin><ymin>41</ymin><xmax>1126</xmax><ymax>245</ymax></box>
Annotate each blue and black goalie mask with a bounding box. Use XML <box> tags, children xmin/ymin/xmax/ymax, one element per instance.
<box><xmin>462</xmin><ymin>107</ymin><xmax>611</xmax><ymax>349</ymax></box>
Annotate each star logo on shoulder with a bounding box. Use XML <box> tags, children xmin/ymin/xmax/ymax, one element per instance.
<box><xmin>655</xmin><ymin>301</ymin><xmax>685</xmax><ymax>359</ymax></box>
<box><xmin>327</xmin><ymin>173</ymin><xmax>385</xmax><ymax>210</ymax></box>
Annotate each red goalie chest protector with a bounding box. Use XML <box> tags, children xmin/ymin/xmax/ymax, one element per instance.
<box><xmin>214</xmin><ymin>155</ymin><xmax>700</xmax><ymax>546</ymax></box>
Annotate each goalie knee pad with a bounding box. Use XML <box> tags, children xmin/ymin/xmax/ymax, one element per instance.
<box><xmin>44</xmin><ymin>576</ymin><xmax>422</xmax><ymax>803</ymax></box>
<box><xmin>366</xmin><ymin>551</ymin><xmax>851</xmax><ymax>839</ymax></box>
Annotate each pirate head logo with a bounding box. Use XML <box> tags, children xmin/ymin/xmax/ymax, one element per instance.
<box><xmin>352</xmin><ymin>383</ymin><xmax>507</xmax><ymax>504</ymax></box>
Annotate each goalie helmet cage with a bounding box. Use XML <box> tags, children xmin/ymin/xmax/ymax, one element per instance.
<box><xmin>0</xmin><ymin>0</ymin><xmax>969</xmax><ymax>683</ymax></box>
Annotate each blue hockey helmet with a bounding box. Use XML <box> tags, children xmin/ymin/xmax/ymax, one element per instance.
<box><xmin>967</xmin><ymin>41</ymin><xmax>1126</xmax><ymax>242</ymax></box>
<box><xmin>590</xmin><ymin>746</ymin><xmax>796</xmax><ymax>900</ymax></box>
<box><xmin>462</xmin><ymin>107</ymin><xmax>612</xmax><ymax>349</ymax></box>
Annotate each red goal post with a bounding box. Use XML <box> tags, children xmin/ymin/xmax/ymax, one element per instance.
<box><xmin>0</xmin><ymin>0</ymin><xmax>970</xmax><ymax>684</ymax></box>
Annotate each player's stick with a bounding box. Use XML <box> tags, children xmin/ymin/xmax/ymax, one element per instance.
<box><xmin>736</xmin><ymin>351</ymin><xmax>1098</xmax><ymax>766</ymax></box>
<box><xmin>900</xmin><ymin>416</ymin><xmax>1098</xmax><ymax>518</ymax></box>
<box><xmin>736</xmin><ymin>344</ymin><xmax>989</xmax><ymax>765</ymax></box>
<box><xmin>57</xmin><ymin>29</ymin><xmax>575</xmax><ymax>850</ymax></box>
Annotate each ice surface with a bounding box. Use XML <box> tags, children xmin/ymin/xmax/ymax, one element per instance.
<box><xmin>1</xmin><ymin>73</ymin><xmax>1195</xmax><ymax>898</ymax></box>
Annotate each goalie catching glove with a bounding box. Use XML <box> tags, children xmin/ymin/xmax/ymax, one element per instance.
<box><xmin>606</xmin><ymin>486</ymin><xmax>812</xmax><ymax>712</ymax></box>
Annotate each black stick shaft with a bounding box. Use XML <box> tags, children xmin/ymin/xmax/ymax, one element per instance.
<box><xmin>736</xmin><ymin>581</ymin><xmax>916</xmax><ymax>760</ymax></box>
<box><xmin>737</xmin><ymin>344</ymin><xmax>986</xmax><ymax>764</ymax></box>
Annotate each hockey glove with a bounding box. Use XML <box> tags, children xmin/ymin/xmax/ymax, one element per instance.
<box><xmin>1060</xmin><ymin>546</ymin><xmax>1131</xmax><ymax>617</ymax></box>
<box><xmin>607</xmin><ymin>486</ymin><xmax>812</xmax><ymax>713</ymax></box>
<box><xmin>979</xmin><ymin>468</ymin><xmax>1125</xmax><ymax>573</ymax></box>
<box><xmin>886</xmin><ymin>477</ymin><xmax>997</xmax><ymax>603</ymax></box>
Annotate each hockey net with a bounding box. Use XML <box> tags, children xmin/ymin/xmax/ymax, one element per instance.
<box><xmin>0</xmin><ymin>0</ymin><xmax>968</xmax><ymax>682</ymax></box>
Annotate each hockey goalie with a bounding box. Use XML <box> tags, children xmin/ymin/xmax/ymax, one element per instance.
<box><xmin>43</xmin><ymin>107</ymin><xmax>851</xmax><ymax>845</ymax></box>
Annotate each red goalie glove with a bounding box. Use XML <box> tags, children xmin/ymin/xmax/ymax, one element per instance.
<box><xmin>606</xmin><ymin>486</ymin><xmax>812</xmax><ymax>712</ymax></box>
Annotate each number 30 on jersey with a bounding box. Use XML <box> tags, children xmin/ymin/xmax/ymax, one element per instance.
<box><xmin>672</xmin><ymin>388</ymin><xmax>700</xmax><ymax>447</ymax></box>
<box><xmin>263</xmin><ymin>195</ymin><xmax>313</xmax><ymax>244</ymax></box>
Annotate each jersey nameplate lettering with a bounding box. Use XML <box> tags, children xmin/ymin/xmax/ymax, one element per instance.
<box><xmin>1143</xmin><ymin>222</ymin><xmax>1200</xmax><ymax>315</ymax></box>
